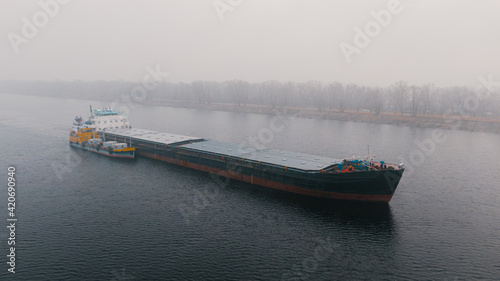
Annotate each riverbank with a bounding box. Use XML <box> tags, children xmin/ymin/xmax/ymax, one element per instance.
<box><xmin>145</xmin><ymin>99</ymin><xmax>500</xmax><ymax>134</ymax></box>
<box><xmin>3</xmin><ymin>92</ymin><xmax>499</xmax><ymax>134</ymax></box>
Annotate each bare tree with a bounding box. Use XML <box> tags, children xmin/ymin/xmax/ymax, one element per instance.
<box><xmin>344</xmin><ymin>83</ymin><xmax>358</xmax><ymax>113</ymax></box>
<box><xmin>280</xmin><ymin>81</ymin><xmax>295</xmax><ymax>107</ymax></box>
<box><xmin>420</xmin><ymin>83</ymin><xmax>433</xmax><ymax>117</ymax></box>
<box><xmin>307</xmin><ymin>80</ymin><xmax>324</xmax><ymax>111</ymax></box>
<box><xmin>370</xmin><ymin>87</ymin><xmax>385</xmax><ymax>115</ymax></box>
<box><xmin>261</xmin><ymin>80</ymin><xmax>280</xmax><ymax>108</ymax></box>
<box><xmin>228</xmin><ymin>80</ymin><xmax>249</xmax><ymax>107</ymax></box>
<box><xmin>324</xmin><ymin>82</ymin><xmax>346</xmax><ymax>112</ymax></box>
<box><xmin>392</xmin><ymin>80</ymin><xmax>409</xmax><ymax>116</ymax></box>
<box><xmin>192</xmin><ymin>81</ymin><xmax>205</xmax><ymax>104</ymax></box>
<box><xmin>409</xmin><ymin>86</ymin><xmax>420</xmax><ymax>117</ymax></box>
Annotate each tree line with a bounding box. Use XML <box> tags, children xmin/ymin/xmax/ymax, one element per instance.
<box><xmin>1</xmin><ymin>79</ymin><xmax>498</xmax><ymax>118</ymax></box>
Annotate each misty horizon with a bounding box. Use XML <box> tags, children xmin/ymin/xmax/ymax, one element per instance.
<box><xmin>2</xmin><ymin>0</ymin><xmax>499</xmax><ymax>87</ymax></box>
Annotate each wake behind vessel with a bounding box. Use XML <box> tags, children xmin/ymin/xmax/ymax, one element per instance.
<box><xmin>77</xmin><ymin>106</ymin><xmax>405</xmax><ymax>203</ymax></box>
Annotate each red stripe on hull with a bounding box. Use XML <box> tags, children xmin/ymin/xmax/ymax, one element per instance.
<box><xmin>138</xmin><ymin>151</ymin><xmax>392</xmax><ymax>203</ymax></box>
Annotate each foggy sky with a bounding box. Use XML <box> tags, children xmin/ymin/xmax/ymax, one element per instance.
<box><xmin>1</xmin><ymin>0</ymin><xmax>499</xmax><ymax>87</ymax></box>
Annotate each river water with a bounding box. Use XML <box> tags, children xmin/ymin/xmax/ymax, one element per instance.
<box><xmin>0</xmin><ymin>93</ymin><xmax>499</xmax><ymax>280</ymax></box>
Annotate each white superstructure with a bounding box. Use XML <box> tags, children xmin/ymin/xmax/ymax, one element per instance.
<box><xmin>88</xmin><ymin>107</ymin><xmax>131</xmax><ymax>131</ymax></box>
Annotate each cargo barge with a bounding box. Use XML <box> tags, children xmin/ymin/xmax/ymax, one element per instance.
<box><xmin>97</xmin><ymin>126</ymin><xmax>405</xmax><ymax>203</ymax></box>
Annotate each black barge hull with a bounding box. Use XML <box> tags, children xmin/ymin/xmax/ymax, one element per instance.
<box><xmin>99</xmin><ymin>129</ymin><xmax>404</xmax><ymax>203</ymax></box>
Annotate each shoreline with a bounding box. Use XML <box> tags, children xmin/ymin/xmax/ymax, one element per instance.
<box><xmin>144</xmin><ymin>99</ymin><xmax>500</xmax><ymax>134</ymax></box>
<box><xmin>3</xmin><ymin>92</ymin><xmax>500</xmax><ymax>134</ymax></box>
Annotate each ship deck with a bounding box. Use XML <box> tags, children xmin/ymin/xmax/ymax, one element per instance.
<box><xmin>182</xmin><ymin>140</ymin><xmax>341</xmax><ymax>171</ymax></box>
<box><xmin>103</xmin><ymin>128</ymin><xmax>204</xmax><ymax>145</ymax></box>
<box><xmin>101</xmin><ymin>128</ymin><xmax>342</xmax><ymax>172</ymax></box>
